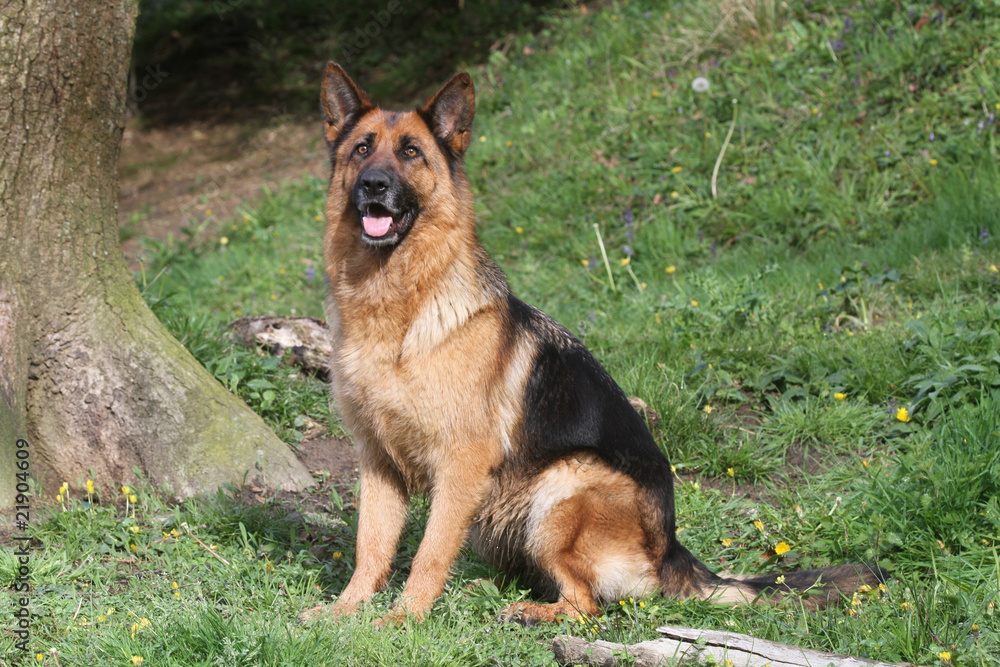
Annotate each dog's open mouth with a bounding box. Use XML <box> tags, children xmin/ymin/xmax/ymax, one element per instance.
<box><xmin>360</xmin><ymin>203</ymin><xmax>413</xmax><ymax>247</ymax></box>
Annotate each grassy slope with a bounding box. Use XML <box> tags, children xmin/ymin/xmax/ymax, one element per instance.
<box><xmin>7</xmin><ymin>1</ymin><xmax>1000</xmax><ymax>665</ymax></box>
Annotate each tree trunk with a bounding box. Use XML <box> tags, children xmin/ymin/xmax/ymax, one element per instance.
<box><xmin>0</xmin><ymin>0</ymin><xmax>313</xmax><ymax>505</ymax></box>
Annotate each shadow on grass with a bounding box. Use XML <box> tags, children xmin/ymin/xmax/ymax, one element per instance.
<box><xmin>131</xmin><ymin>0</ymin><xmax>565</xmax><ymax>125</ymax></box>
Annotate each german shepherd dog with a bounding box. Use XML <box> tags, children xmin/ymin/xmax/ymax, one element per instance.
<box><xmin>308</xmin><ymin>63</ymin><xmax>882</xmax><ymax>625</ymax></box>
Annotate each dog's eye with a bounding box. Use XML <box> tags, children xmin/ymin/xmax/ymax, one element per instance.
<box><xmin>356</xmin><ymin>144</ymin><xmax>369</xmax><ymax>156</ymax></box>
<box><xmin>404</xmin><ymin>146</ymin><xmax>419</xmax><ymax>158</ymax></box>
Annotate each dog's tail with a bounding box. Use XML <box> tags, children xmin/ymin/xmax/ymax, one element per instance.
<box><xmin>660</xmin><ymin>542</ymin><xmax>886</xmax><ymax>609</ymax></box>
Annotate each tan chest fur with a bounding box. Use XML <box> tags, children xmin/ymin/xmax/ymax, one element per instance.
<box><xmin>325</xmin><ymin>233</ymin><xmax>528</xmax><ymax>491</ymax></box>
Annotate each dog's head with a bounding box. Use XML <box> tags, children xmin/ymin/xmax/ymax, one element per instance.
<box><xmin>321</xmin><ymin>63</ymin><xmax>475</xmax><ymax>249</ymax></box>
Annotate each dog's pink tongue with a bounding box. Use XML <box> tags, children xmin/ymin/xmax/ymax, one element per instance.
<box><xmin>363</xmin><ymin>215</ymin><xmax>393</xmax><ymax>237</ymax></box>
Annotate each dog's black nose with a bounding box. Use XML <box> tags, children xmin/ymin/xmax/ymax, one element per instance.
<box><xmin>360</xmin><ymin>169</ymin><xmax>392</xmax><ymax>196</ymax></box>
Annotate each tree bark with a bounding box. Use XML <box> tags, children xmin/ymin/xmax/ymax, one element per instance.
<box><xmin>0</xmin><ymin>0</ymin><xmax>312</xmax><ymax>505</ymax></box>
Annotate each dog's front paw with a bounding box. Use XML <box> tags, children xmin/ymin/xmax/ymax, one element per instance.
<box><xmin>374</xmin><ymin>604</ymin><xmax>425</xmax><ymax>628</ymax></box>
<box><xmin>297</xmin><ymin>599</ymin><xmax>359</xmax><ymax>624</ymax></box>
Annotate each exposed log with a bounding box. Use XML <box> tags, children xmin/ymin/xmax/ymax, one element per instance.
<box><xmin>226</xmin><ymin>316</ymin><xmax>333</xmax><ymax>380</ymax></box>
<box><xmin>552</xmin><ymin>625</ymin><xmax>921</xmax><ymax>667</ymax></box>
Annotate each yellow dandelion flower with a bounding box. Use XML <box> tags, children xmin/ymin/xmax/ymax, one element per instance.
<box><xmin>130</xmin><ymin>525</ymin><xmax>140</xmax><ymax>534</ymax></box>
<box><xmin>848</xmin><ymin>607</ymin><xmax>856</xmax><ymax>616</ymax></box>
<box><xmin>243</xmin><ymin>214</ymin><xmax>249</xmax><ymax>222</ymax></box>
<box><xmin>581</xmin><ymin>259</ymin><xmax>590</xmax><ymax>266</ymax></box>
<box><xmin>619</xmin><ymin>600</ymin><xmax>626</xmax><ymax>606</ymax></box>
<box><xmin>130</xmin><ymin>494</ymin><xmax>137</xmax><ymax>503</ymax></box>
<box><xmin>479</xmin><ymin>135</ymin><xmax>486</xmax><ymax>143</ymax></box>
<box><xmin>270</xmin><ymin>294</ymin><xmax>277</xmax><ymax>300</ymax></box>
<box><xmin>775</xmin><ymin>575</ymin><xmax>786</xmax><ymax>584</ymax></box>
<box><xmin>653</xmin><ymin>91</ymin><xmax>659</xmax><ymax>98</ymax></box>
<box><xmin>56</xmin><ymin>494</ymin><xmax>63</xmax><ymax>503</ymax></box>
<box><xmin>36</xmin><ymin>654</ymin><xmax>44</xmax><ymax>662</ymax></box>
<box><xmin>990</xmin><ymin>264</ymin><xmax>997</xmax><ymax>273</ymax></box>
<box><xmin>206</xmin><ymin>209</ymin><xmax>213</xmax><ymax>216</ymax></box>
<box><xmin>725</xmin><ymin>660</ymin><xmax>734</xmax><ymax>667</ymax></box>
<box><xmin>333</xmin><ymin>552</ymin><xmax>343</xmax><ymax>560</ymax></box>
<box><xmin>901</xmin><ymin>601</ymin><xmax>911</xmax><ymax>610</ymax></box>
<box><xmin>220</xmin><ymin>236</ymin><xmax>229</xmax><ymax>245</ymax></box>
<box><xmin>754</xmin><ymin>519</ymin><xmax>764</xmax><ymax>531</ymax></box>
<box><xmin>671</xmin><ymin>166</ymin><xmax>682</xmax><ymax>173</ymax></box>
<box><xmin>775</xmin><ymin>542</ymin><xmax>791</xmax><ymax>556</ymax></box>
<box><xmin>727</xmin><ymin>467</ymin><xmax>735</xmax><ymax>477</ymax></box>
<box><xmin>515</xmin><ymin>226</ymin><xmax>523</xmax><ymax>234</ymax></box>
<box><xmin>721</xmin><ymin>538</ymin><xmax>732</xmax><ymax>547</ymax></box>
<box><xmin>690</xmin><ymin>299</ymin><xmax>698</xmax><ymax>307</ymax></box>
<box><xmin>122</xmin><ymin>485</ymin><xmax>130</xmax><ymax>495</ymax></box>
<box><xmin>665</xmin><ymin>265</ymin><xmax>676</xmax><ymax>274</ymax></box>
<box><xmin>621</xmin><ymin>257</ymin><xmax>630</xmax><ymax>266</ymax></box>
<box><xmin>878</xmin><ymin>583</ymin><xmax>887</xmax><ymax>593</ymax></box>
<box><xmin>938</xmin><ymin>651</ymin><xmax>951</xmax><ymax>663</ymax></box>
<box><xmin>972</xmin><ymin>623</ymin><xmax>979</xmax><ymax>631</ymax></box>
<box><xmin>506</xmin><ymin>140</ymin><xmax>513</xmax><ymax>147</ymax></box>
<box><xmin>929</xmin><ymin>159</ymin><xmax>938</xmax><ymax>166</ymax></box>
<box><xmin>86</xmin><ymin>479</ymin><xmax>94</xmax><ymax>494</ymax></box>
<box><xmin>834</xmin><ymin>392</ymin><xmax>846</xmax><ymax>401</ymax></box>
<box><xmin>896</xmin><ymin>407</ymin><xmax>911</xmax><ymax>422</ymax></box>
<box><xmin>132</xmin><ymin>657</ymin><xmax>144</xmax><ymax>666</ymax></box>
<box><xmin>130</xmin><ymin>544</ymin><xmax>138</xmax><ymax>553</ymax></box>
<box><xmin>862</xmin><ymin>460</ymin><xmax>869</xmax><ymax>469</ymax></box>
<box><xmin>812</xmin><ymin>107</ymin><xmax>819</xmax><ymax>115</ymax></box>
<box><xmin>670</xmin><ymin>191</ymin><xmax>679</xmax><ymax>199</ymax></box>
<box><xmin>315</xmin><ymin>215</ymin><xmax>323</xmax><ymax>221</ymax></box>
<box><xmin>703</xmin><ymin>405</ymin><xmax>712</xmax><ymax>414</ymax></box>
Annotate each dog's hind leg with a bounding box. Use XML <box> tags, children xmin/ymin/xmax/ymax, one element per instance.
<box><xmin>500</xmin><ymin>458</ymin><xmax>661</xmax><ymax>625</ymax></box>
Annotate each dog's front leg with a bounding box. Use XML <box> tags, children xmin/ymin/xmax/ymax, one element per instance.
<box><xmin>378</xmin><ymin>454</ymin><xmax>495</xmax><ymax>625</ymax></box>
<box><xmin>330</xmin><ymin>459</ymin><xmax>409</xmax><ymax>616</ymax></box>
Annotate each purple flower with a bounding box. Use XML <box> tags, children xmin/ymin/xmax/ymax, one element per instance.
<box><xmin>624</xmin><ymin>245</ymin><xmax>633</xmax><ymax>257</ymax></box>
<box><xmin>643</xmin><ymin>11</ymin><xmax>651</xmax><ymax>18</ymax></box>
<box><xmin>623</xmin><ymin>207</ymin><xmax>635</xmax><ymax>225</ymax></box>
<box><xmin>981</xmin><ymin>227</ymin><xmax>989</xmax><ymax>245</ymax></box>
<box><xmin>821</xmin><ymin>73</ymin><xmax>828</xmax><ymax>82</ymax></box>
<box><xmin>667</xmin><ymin>68</ymin><xmax>677</xmax><ymax>78</ymax></box>
<box><xmin>885</xmin><ymin>150</ymin><xmax>891</xmax><ymax>156</ymax></box>
<box><xmin>830</xmin><ymin>38</ymin><xmax>843</xmax><ymax>52</ymax></box>
<box><xmin>929</xmin><ymin>132</ymin><xmax>935</xmax><ymax>141</ymax></box>
<box><xmin>843</xmin><ymin>16</ymin><xmax>853</xmax><ymax>34</ymax></box>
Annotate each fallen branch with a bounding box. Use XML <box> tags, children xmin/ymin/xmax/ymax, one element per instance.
<box><xmin>552</xmin><ymin>625</ymin><xmax>921</xmax><ymax>667</ymax></box>
<box><xmin>226</xmin><ymin>315</ymin><xmax>333</xmax><ymax>380</ymax></box>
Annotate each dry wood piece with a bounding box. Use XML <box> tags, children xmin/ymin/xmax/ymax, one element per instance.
<box><xmin>552</xmin><ymin>625</ymin><xmax>921</xmax><ymax>667</ymax></box>
<box><xmin>227</xmin><ymin>316</ymin><xmax>333</xmax><ymax>380</ymax></box>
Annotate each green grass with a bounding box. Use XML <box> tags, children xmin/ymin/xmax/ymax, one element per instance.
<box><xmin>8</xmin><ymin>1</ymin><xmax>1000</xmax><ymax>665</ymax></box>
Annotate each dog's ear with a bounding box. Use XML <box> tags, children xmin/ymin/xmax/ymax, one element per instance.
<box><xmin>420</xmin><ymin>72</ymin><xmax>475</xmax><ymax>158</ymax></box>
<box><xmin>321</xmin><ymin>62</ymin><xmax>372</xmax><ymax>143</ymax></box>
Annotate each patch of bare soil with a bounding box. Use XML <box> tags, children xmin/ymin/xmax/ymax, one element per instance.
<box><xmin>118</xmin><ymin>115</ymin><xmax>327</xmax><ymax>269</ymax></box>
